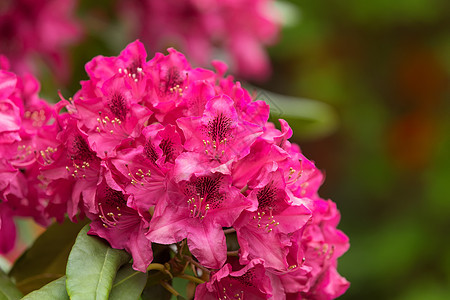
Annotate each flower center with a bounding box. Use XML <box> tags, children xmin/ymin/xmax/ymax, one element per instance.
<box><xmin>186</xmin><ymin>176</ymin><xmax>223</xmax><ymax>220</ymax></box>
<box><xmin>125</xmin><ymin>164</ymin><xmax>152</xmax><ymax>187</ymax></box>
<box><xmin>66</xmin><ymin>135</ymin><xmax>95</xmax><ymax>179</ymax></box>
<box><xmin>118</xmin><ymin>65</ymin><xmax>144</xmax><ymax>83</ymax></box>
<box><xmin>217</xmin><ymin>285</ymin><xmax>245</xmax><ymax>300</ymax></box>
<box><xmin>161</xmin><ymin>67</ymin><xmax>184</xmax><ymax>95</ymax></box>
<box><xmin>144</xmin><ymin>140</ymin><xmax>159</xmax><ymax>163</ymax></box>
<box><xmin>24</xmin><ymin>109</ymin><xmax>48</xmax><ymax>127</ymax></box>
<box><xmin>95</xmin><ymin>111</ymin><xmax>126</xmax><ymax>136</ymax></box>
<box><xmin>108</xmin><ymin>93</ymin><xmax>128</xmax><ymax>121</ymax></box>
<box><xmin>159</xmin><ymin>138</ymin><xmax>174</xmax><ymax>162</ymax></box>
<box><xmin>250</xmin><ymin>184</ymin><xmax>281</xmax><ymax>233</ymax></box>
<box><xmin>207</xmin><ymin>113</ymin><xmax>232</xmax><ymax>142</ymax></box>
<box><xmin>98</xmin><ymin>188</ymin><xmax>126</xmax><ymax>228</ymax></box>
<box><xmin>235</xmin><ymin>269</ymin><xmax>256</xmax><ymax>287</ymax></box>
<box><xmin>72</xmin><ymin>135</ymin><xmax>95</xmax><ymax>162</ymax></box>
<box><xmin>202</xmin><ymin>113</ymin><xmax>233</xmax><ymax>160</ymax></box>
<box><xmin>256</xmin><ymin>184</ymin><xmax>277</xmax><ymax>211</ymax></box>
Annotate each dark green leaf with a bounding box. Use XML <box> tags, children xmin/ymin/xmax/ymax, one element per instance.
<box><xmin>9</xmin><ymin>218</ymin><xmax>88</xmax><ymax>294</ymax></box>
<box><xmin>0</xmin><ymin>269</ymin><xmax>22</xmax><ymax>300</ymax></box>
<box><xmin>141</xmin><ymin>283</ymin><xmax>172</xmax><ymax>300</ymax></box>
<box><xmin>109</xmin><ymin>263</ymin><xmax>147</xmax><ymax>300</ymax></box>
<box><xmin>21</xmin><ymin>276</ymin><xmax>68</xmax><ymax>300</ymax></box>
<box><xmin>66</xmin><ymin>224</ymin><xmax>130</xmax><ymax>300</ymax></box>
<box><xmin>172</xmin><ymin>277</ymin><xmax>188</xmax><ymax>299</ymax></box>
<box><xmin>141</xmin><ymin>271</ymin><xmax>172</xmax><ymax>300</ymax></box>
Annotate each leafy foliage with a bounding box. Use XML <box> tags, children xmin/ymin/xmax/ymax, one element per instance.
<box><xmin>65</xmin><ymin>225</ymin><xmax>130</xmax><ymax>300</ymax></box>
<box><xmin>0</xmin><ymin>269</ymin><xmax>22</xmax><ymax>300</ymax></box>
<box><xmin>21</xmin><ymin>277</ymin><xmax>69</xmax><ymax>300</ymax></box>
<box><xmin>8</xmin><ymin>219</ymin><xmax>88</xmax><ymax>295</ymax></box>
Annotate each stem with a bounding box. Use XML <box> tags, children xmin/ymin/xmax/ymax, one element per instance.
<box><xmin>160</xmin><ymin>281</ymin><xmax>180</xmax><ymax>296</ymax></box>
<box><xmin>223</xmin><ymin>228</ymin><xmax>236</xmax><ymax>235</ymax></box>
<box><xmin>177</xmin><ymin>240</ymin><xmax>186</xmax><ymax>257</ymax></box>
<box><xmin>227</xmin><ymin>250</ymin><xmax>239</xmax><ymax>256</ymax></box>
<box><xmin>147</xmin><ymin>263</ymin><xmax>173</xmax><ymax>279</ymax></box>
<box><xmin>146</xmin><ymin>263</ymin><xmax>166</xmax><ymax>272</ymax></box>
<box><xmin>178</xmin><ymin>274</ymin><xmax>205</xmax><ymax>284</ymax></box>
<box><xmin>184</xmin><ymin>255</ymin><xmax>211</xmax><ymax>276</ymax></box>
<box><xmin>191</xmin><ymin>263</ymin><xmax>198</xmax><ymax>277</ymax></box>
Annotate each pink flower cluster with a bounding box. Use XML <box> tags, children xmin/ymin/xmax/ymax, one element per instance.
<box><xmin>0</xmin><ymin>41</ymin><xmax>349</xmax><ymax>299</ymax></box>
<box><xmin>0</xmin><ymin>57</ymin><xmax>59</xmax><ymax>253</ymax></box>
<box><xmin>0</xmin><ymin>0</ymin><xmax>82</xmax><ymax>80</ymax></box>
<box><xmin>119</xmin><ymin>0</ymin><xmax>279</xmax><ymax>80</ymax></box>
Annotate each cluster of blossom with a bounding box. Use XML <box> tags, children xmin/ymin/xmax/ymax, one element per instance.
<box><xmin>0</xmin><ymin>56</ymin><xmax>59</xmax><ymax>253</ymax></box>
<box><xmin>118</xmin><ymin>0</ymin><xmax>279</xmax><ymax>80</ymax></box>
<box><xmin>0</xmin><ymin>0</ymin><xmax>82</xmax><ymax>80</ymax></box>
<box><xmin>0</xmin><ymin>41</ymin><xmax>349</xmax><ymax>299</ymax></box>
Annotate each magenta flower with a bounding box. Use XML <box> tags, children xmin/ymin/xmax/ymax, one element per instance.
<box><xmin>107</xmin><ymin>124</ymin><xmax>176</xmax><ymax>211</ymax></box>
<box><xmin>29</xmin><ymin>40</ymin><xmax>349</xmax><ymax>297</ymax></box>
<box><xmin>41</xmin><ymin>118</ymin><xmax>102</xmax><ymax>221</ymax></box>
<box><xmin>0</xmin><ymin>59</ymin><xmax>60</xmax><ymax>253</ymax></box>
<box><xmin>74</xmin><ymin>76</ymin><xmax>152</xmax><ymax>159</ymax></box>
<box><xmin>0</xmin><ymin>70</ymin><xmax>21</xmax><ymax>147</ymax></box>
<box><xmin>195</xmin><ymin>258</ymin><xmax>273</xmax><ymax>299</ymax></box>
<box><xmin>144</xmin><ymin>47</ymin><xmax>217</xmax><ymax>122</ymax></box>
<box><xmin>0</xmin><ymin>0</ymin><xmax>82</xmax><ymax>81</ymax></box>
<box><xmin>0</xmin><ymin>202</ymin><xmax>16</xmax><ymax>254</ymax></box>
<box><xmin>297</xmin><ymin>198</ymin><xmax>350</xmax><ymax>299</ymax></box>
<box><xmin>234</xmin><ymin>168</ymin><xmax>311</xmax><ymax>270</ymax></box>
<box><xmin>87</xmin><ymin>176</ymin><xmax>153</xmax><ymax>272</ymax></box>
<box><xmin>177</xmin><ymin>94</ymin><xmax>263</xmax><ymax>165</ymax></box>
<box><xmin>118</xmin><ymin>0</ymin><xmax>279</xmax><ymax>80</ymax></box>
<box><xmin>147</xmin><ymin>170</ymin><xmax>252</xmax><ymax>269</ymax></box>
<box><xmin>85</xmin><ymin>39</ymin><xmax>149</xmax><ymax>91</ymax></box>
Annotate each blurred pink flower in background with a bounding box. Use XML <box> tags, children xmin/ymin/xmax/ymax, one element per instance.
<box><xmin>118</xmin><ymin>0</ymin><xmax>280</xmax><ymax>80</ymax></box>
<box><xmin>0</xmin><ymin>0</ymin><xmax>82</xmax><ymax>82</ymax></box>
<box><xmin>0</xmin><ymin>57</ymin><xmax>59</xmax><ymax>254</ymax></box>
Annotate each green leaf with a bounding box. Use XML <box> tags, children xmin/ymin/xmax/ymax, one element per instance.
<box><xmin>0</xmin><ymin>256</ymin><xmax>11</xmax><ymax>274</ymax></box>
<box><xmin>172</xmin><ymin>277</ymin><xmax>188</xmax><ymax>299</ymax></box>
<box><xmin>0</xmin><ymin>268</ymin><xmax>22</xmax><ymax>300</ymax></box>
<box><xmin>66</xmin><ymin>225</ymin><xmax>130</xmax><ymax>300</ymax></box>
<box><xmin>250</xmin><ymin>87</ymin><xmax>339</xmax><ymax>140</ymax></box>
<box><xmin>109</xmin><ymin>263</ymin><xmax>147</xmax><ymax>300</ymax></box>
<box><xmin>9</xmin><ymin>218</ymin><xmax>88</xmax><ymax>294</ymax></box>
<box><xmin>141</xmin><ymin>283</ymin><xmax>172</xmax><ymax>300</ymax></box>
<box><xmin>22</xmin><ymin>276</ymin><xmax>68</xmax><ymax>300</ymax></box>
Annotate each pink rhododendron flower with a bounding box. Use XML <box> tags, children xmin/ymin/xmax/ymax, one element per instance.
<box><xmin>87</xmin><ymin>175</ymin><xmax>153</xmax><ymax>272</ymax></box>
<box><xmin>296</xmin><ymin>198</ymin><xmax>350</xmax><ymax>299</ymax></box>
<box><xmin>195</xmin><ymin>258</ymin><xmax>273</xmax><ymax>299</ymax></box>
<box><xmin>0</xmin><ymin>203</ymin><xmax>16</xmax><ymax>254</ymax></box>
<box><xmin>118</xmin><ymin>0</ymin><xmax>280</xmax><ymax>80</ymax></box>
<box><xmin>41</xmin><ymin>118</ymin><xmax>102</xmax><ymax>221</ymax></box>
<box><xmin>148</xmin><ymin>171</ymin><xmax>252</xmax><ymax>268</ymax></box>
<box><xmin>0</xmin><ymin>60</ymin><xmax>59</xmax><ymax>253</ymax></box>
<box><xmin>0</xmin><ymin>0</ymin><xmax>82</xmax><ymax>81</ymax></box>
<box><xmin>234</xmin><ymin>167</ymin><xmax>312</xmax><ymax>270</ymax></box>
<box><xmin>8</xmin><ymin>40</ymin><xmax>349</xmax><ymax>298</ymax></box>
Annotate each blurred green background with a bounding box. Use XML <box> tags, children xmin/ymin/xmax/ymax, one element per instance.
<box><xmin>4</xmin><ymin>0</ymin><xmax>450</xmax><ymax>298</ymax></box>
<box><xmin>266</xmin><ymin>1</ymin><xmax>450</xmax><ymax>299</ymax></box>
